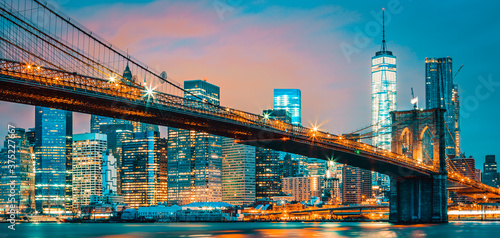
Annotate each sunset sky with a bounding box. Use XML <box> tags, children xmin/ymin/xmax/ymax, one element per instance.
<box><xmin>1</xmin><ymin>0</ymin><xmax>499</xmax><ymax>167</ymax></box>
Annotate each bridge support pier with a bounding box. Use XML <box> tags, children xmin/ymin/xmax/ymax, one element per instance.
<box><xmin>389</xmin><ymin>175</ymin><xmax>448</xmax><ymax>223</ymax></box>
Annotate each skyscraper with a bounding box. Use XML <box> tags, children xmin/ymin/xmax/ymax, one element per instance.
<box><xmin>371</xmin><ymin>10</ymin><xmax>397</xmax><ymax>151</ymax></box>
<box><xmin>122</xmin><ymin>131</ymin><xmax>167</xmax><ymax>208</ymax></box>
<box><xmin>34</xmin><ymin>106</ymin><xmax>72</xmax><ymax>215</ymax></box>
<box><xmin>342</xmin><ymin>165</ymin><xmax>372</xmax><ymax>205</ymax></box>
<box><xmin>72</xmin><ymin>133</ymin><xmax>107</xmax><ymax>210</ymax></box>
<box><xmin>222</xmin><ymin>137</ymin><xmax>256</xmax><ymax>206</ymax></box>
<box><xmin>0</xmin><ymin>128</ymin><xmax>35</xmax><ymax>214</ymax></box>
<box><xmin>371</xmin><ymin>10</ymin><xmax>395</xmax><ymax>194</ymax></box>
<box><xmin>425</xmin><ymin>57</ymin><xmax>460</xmax><ymax>157</ymax></box>
<box><xmin>98</xmin><ymin>123</ymin><xmax>134</xmax><ymax>194</ymax></box>
<box><xmin>274</xmin><ymin>89</ymin><xmax>301</xmax><ymax>126</ymax></box>
<box><xmin>167</xmin><ymin>80</ymin><xmax>222</xmax><ymax>205</ymax></box>
<box><xmin>255</xmin><ymin>109</ymin><xmax>290</xmax><ymax>200</ymax></box>
<box><xmin>482</xmin><ymin>155</ymin><xmax>499</xmax><ymax>188</ymax></box>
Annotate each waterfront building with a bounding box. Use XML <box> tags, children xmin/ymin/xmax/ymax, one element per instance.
<box><xmin>122</xmin><ymin>131</ymin><xmax>167</xmax><ymax>208</ymax></box>
<box><xmin>342</xmin><ymin>165</ymin><xmax>372</xmax><ymax>205</ymax></box>
<box><xmin>425</xmin><ymin>56</ymin><xmax>460</xmax><ymax>157</ymax></box>
<box><xmin>282</xmin><ymin>176</ymin><xmax>321</xmax><ymax>202</ymax></box>
<box><xmin>222</xmin><ymin>137</ymin><xmax>255</xmax><ymax>206</ymax></box>
<box><xmin>0</xmin><ymin>128</ymin><xmax>35</xmax><ymax>214</ymax></box>
<box><xmin>167</xmin><ymin>79</ymin><xmax>222</xmax><ymax>205</ymax></box>
<box><xmin>34</xmin><ymin>106</ymin><xmax>72</xmax><ymax>215</ymax></box>
<box><xmin>72</xmin><ymin>133</ymin><xmax>107</xmax><ymax>210</ymax></box>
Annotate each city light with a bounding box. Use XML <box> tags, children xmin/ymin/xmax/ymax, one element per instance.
<box><xmin>144</xmin><ymin>85</ymin><xmax>156</xmax><ymax>98</ymax></box>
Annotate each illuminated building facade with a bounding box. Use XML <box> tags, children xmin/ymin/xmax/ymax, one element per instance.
<box><xmin>342</xmin><ymin>165</ymin><xmax>372</xmax><ymax>205</ymax></box>
<box><xmin>72</xmin><ymin>133</ymin><xmax>107</xmax><ymax>210</ymax></box>
<box><xmin>307</xmin><ymin>158</ymin><xmax>327</xmax><ymax>177</ymax></box>
<box><xmin>34</xmin><ymin>106</ymin><xmax>72</xmax><ymax>215</ymax></box>
<box><xmin>274</xmin><ymin>89</ymin><xmax>301</xmax><ymax>126</ymax></box>
<box><xmin>122</xmin><ymin>131</ymin><xmax>167</xmax><ymax>208</ymax></box>
<box><xmin>98</xmin><ymin>123</ymin><xmax>134</xmax><ymax>194</ymax></box>
<box><xmin>371</xmin><ymin>11</ymin><xmax>395</xmax><ymax>192</ymax></box>
<box><xmin>282</xmin><ymin>176</ymin><xmax>321</xmax><ymax>202</ymax></box>
<box><xmin>256</xmin><ymin>109</ymin><xmax>290</xmax><ymax>200</ymax></box>
<box><xmin>451</xmin><ymin>156</ymin><xmax>477</xmax><ymax>180</ymax></box>
<box><xmin>0</xmin><ymin>128</ymin><xmax>35</xmax><ymax>214</ymax></box>
<box><xmin>222</xmin><ymin>137</ymin><xmax>256</xmax><ymax>205</ymax></box>
<box><xmin>482</xmin><ymin>155</ymin><xmax>499</xmax><ymax>188</ymax></box>
<box><xmin>425</xmin><ymin>57</ymin><xmax>460</xmax><ymax>157</ymax></box>
<box><xmin>167</xmin><ymin>80</ymin><xmax>222</xmax><ymax>205</ymax></box>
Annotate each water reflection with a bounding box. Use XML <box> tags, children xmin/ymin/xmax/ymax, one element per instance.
<box><xmin>4</xmin><ymin>221</ymin><xmax>500</xmax><ymax>238</ymax></box>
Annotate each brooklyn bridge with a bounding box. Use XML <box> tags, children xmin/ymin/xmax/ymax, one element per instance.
<box><xmin>0</xmin><ymin>0</ymin><xmax>498</xmax><ymax>223</ymax></box>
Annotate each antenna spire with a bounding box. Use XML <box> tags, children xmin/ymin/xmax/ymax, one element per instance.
<box><xmin>382</xmin><ymin>8</ymin><xmax>387</xmax><ymax>52</ymax></box>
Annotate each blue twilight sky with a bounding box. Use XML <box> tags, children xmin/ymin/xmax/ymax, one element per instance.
<box><xmin>1</xmin><ymin>0</ymin><xmax>499</xmax><ymax>169</ymax></box>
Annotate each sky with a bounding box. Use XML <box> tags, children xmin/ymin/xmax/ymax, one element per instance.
<box><xmin>1</xmin><ymin>0</ymin><xmax>499</xmax><ymax>169</ymax></box>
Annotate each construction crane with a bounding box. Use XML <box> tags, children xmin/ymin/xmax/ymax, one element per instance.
<box><xmin>454</xmin><ymin>65</ymin><xmax>464</xmax><ymax>81</ymax></box>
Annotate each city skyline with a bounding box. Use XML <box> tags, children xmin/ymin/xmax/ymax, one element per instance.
<box><xmin>0</xmin><ymin>0</ymin><xmax>499</xmax><ymax>167</ymax></box>
<box><xmin>2</xmin><ymin>1</ymin><xmax>500</xmax><ymax>234</ymax></box>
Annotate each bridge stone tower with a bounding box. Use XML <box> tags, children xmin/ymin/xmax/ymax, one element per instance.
<box><xmin>389</xmin><ymin>109</ymin><xmax>448</xmax><ymax>223</ymax></box>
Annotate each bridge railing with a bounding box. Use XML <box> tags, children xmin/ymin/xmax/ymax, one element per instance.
<box><xmin>0</xmin><ymin>58</ymin><xmax>437</xmax><ymax>174</ymax></box>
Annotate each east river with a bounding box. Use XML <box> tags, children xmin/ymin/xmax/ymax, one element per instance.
<box><xmin>3</xmin><ymin>221</ymin><xmax>500</xmax><ymax>238</ymax></box>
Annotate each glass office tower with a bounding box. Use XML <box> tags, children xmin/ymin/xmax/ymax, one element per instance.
<box><xmin>122</xmin><ymin>131</ymin><xmax>167</xmax><ymax>208</ymax></box>
<box><xmin>274</xmin><ymin>89</ymin><xmax>301</xmax><ymax>126</ymax></box>
<box><xmin>167</xmin><ymin>80</ymin><xmax>222</xmax><ymax>205</ymax></box>
<box><xmin>371</xmin><ymin>47</ymin><xmax>397</xmax><ymax>149</ymax></box>
<box><xmin>34</xmin><ymin>107</ymin><xmax>72</xmax><ymax>215</ymax></box>
<box><xmin>425</xmin><ymin>57</ymin><xmax>460</xmax><ymax>157</ymax></box>
<box><xmin>222</xmin><ymin>137</ymin><xmax>256</xmax><ymax>205</ymax></box>
<box><xmin>370</xmin><ymin>10</ymin><xmax>394</xmax><ymax>194</ymax></box>
<box><xmin>0</xmin><ymin>128</ymin><xmax>35</xmax><ymax>214</ymax></box>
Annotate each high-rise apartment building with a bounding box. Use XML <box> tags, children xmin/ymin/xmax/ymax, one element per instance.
<box><xmin>342</xmin><ymin>165</ymin><xmax>372</xmax><ymax>205</ymax></box>
<box><xmin>72</xmin><ymin>133</ymin><xmax>107</xmax><ymax>210</ymax></box>
<box><xmin>34</xmin><ymin>106</ymin><xmax>72</xmax><ymax>215</ymax></box>
<box><xmin>282</xmin><ymin>176</ymin><xmax>321</xmax><ymax>202</ymax></box>
<box><xmin>222</xmin><ymin>137</ymin><xmax>255</xmax><ymax>205</ymax></box>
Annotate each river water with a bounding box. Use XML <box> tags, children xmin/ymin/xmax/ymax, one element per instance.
<box><xmin>2</xmin><ymin>221</ymin><xmax>500</xmax><ymax>238</ymax></box>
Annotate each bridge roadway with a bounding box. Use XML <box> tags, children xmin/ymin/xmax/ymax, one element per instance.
<box><xmin>1</xmin><ymin>59</ymin><xmax>500</xmax><ymax>198</ymax></box>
